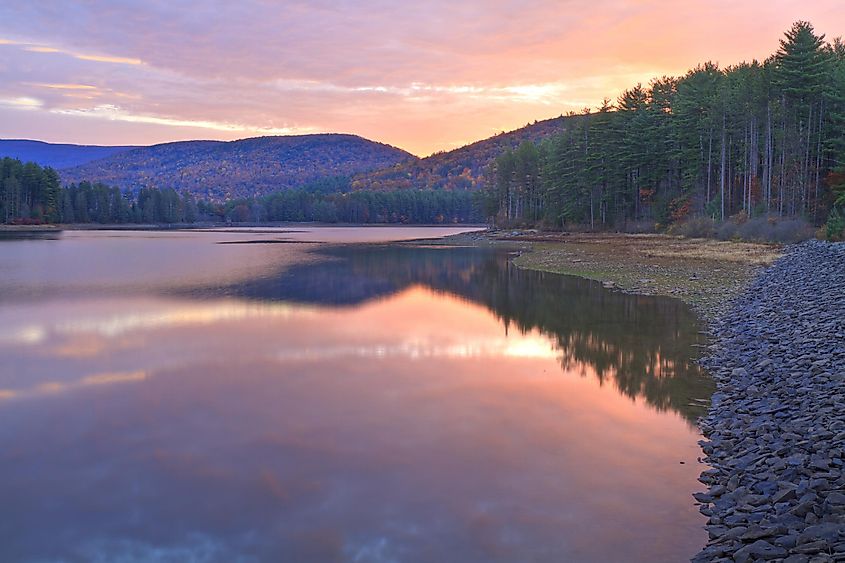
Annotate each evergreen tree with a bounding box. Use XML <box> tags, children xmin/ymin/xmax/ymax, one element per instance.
<box><xmin>482</xmin><ymin>21</ymin><xmax>844</xmax><ymax>231</ymax></box>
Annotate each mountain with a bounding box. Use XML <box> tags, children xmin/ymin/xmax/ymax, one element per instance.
<box><xmin>59</xmin><ymin>134</ymin><xmax>413</xmax><ymax>200</ymax></box>
<box><xmin>7</xmin><ymin>118</ymin><xmax>571</xmax><ymax>201</ymax></box>
<box><xmin>0</xmin><ymin>139</ymin><xmax>137</xmax><ymax>169</ymax></box>
<box><xmin>350</xmin><ymin>115</ymin><xmax>573</xmax><ymax>192</ymax></box>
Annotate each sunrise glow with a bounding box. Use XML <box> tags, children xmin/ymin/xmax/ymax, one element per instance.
<box><xmin>1</xmin><ymin>1</ymin><xmax>843</xmax><ymax>155</ymax></box>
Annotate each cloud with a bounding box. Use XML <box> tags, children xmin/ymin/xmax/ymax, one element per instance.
<box><xmin>0</xmin><ymin>370</ymin><xmax>148</xmax><ymax>401</ymax></box>
<box><xmin>73</xmin><ymin>53</ymin><xmax>142</xmax><ymax>65</ymax></box>
<box><xmin>51</xmin><ymin>104</ymin><xmax>319</xmax><ymax>136</ymax></box>
<box><xmin>4</xmin><ymin>37</ymin><xmax>142</xmax><ymax>65</ymax></box>
<box><xmin>0</xmin><ymin>96</ymin><xmax>43</xmax><ymax>109</ymax></box>
<box><xmin>29</xmin><ymin>83</ymin><xmax>97</xmax><ymax>90</ymax></box>
<box><xmin>23</xmin><ymin>45</ymin><xmax>61</xmax><ymax>53</ymax></box>
<box><xmin>0</xmin><ymin>1</ymin><xmax>843</xmax><ymax>154</ymax></box>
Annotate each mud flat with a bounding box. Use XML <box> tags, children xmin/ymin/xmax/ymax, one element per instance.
<box><xmin>442</xmin><ymin>231</ymin><xmax>782</xmax><ymax>324</ymax></box>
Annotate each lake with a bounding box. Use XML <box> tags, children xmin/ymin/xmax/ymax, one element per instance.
<box><xmin>0</xmin><ymin>227</ymin><xmax>711</xmax><ymax>562</ymax></box>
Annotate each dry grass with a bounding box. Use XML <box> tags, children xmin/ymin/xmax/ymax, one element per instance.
<box><xmin>607</xmin><ymin>236</ymin><xmax>781</xmax><ymax>265</ymax></box>
<box><xmin>499</xmin><ymin>232</ymin><xmax>783</xmax><ymax>322</ymax></box>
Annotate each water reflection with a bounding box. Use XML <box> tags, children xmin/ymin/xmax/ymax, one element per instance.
<box><xmin>0</xmin><ymin>230</ymin><xmax>709</xmax><ymax>562</ymax></box>
<box><xmin>205</xmin><ymin>245</ymin><xmax>714</xmax><ymax>422</ymax></box>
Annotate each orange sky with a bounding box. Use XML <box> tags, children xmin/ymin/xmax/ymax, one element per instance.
<box><xmin>0</xmin><ymin>1</ymin><xmax>843</xmax><ymax>156</ymax></box>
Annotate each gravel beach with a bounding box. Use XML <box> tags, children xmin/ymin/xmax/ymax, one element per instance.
<box><xmin>694</xmin><ymin>240</ymin><xmax>845</xmax><ymax>562</ymax></box>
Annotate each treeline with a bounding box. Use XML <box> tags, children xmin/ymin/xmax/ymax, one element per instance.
<box><xmin>0</xmin><ymin>156</ymin><xmax>201</xmax><ymax>224</ymax></box>
<box><xmin>1</xmin><ymin>158</ymin><xmax>481</xmax><ymax>225</ymax></box>
<box><xmin>202</xmin><ymin>187</ymin><xmax>481</xmax><ymax>224</ymax></box>
<box><xmin>486</xmin><ymin>22</ymin><xmax>845</xmax><ymax>231</ymax></box>
<box><xmin>60</xmin><ymin>183</ymin><xmax>199</xmax><ymax>224</ymax></box>
<box><xmin>1</xmin><ymin>157</ymin><xmax>62</xmax><ymax>223</ymax></box>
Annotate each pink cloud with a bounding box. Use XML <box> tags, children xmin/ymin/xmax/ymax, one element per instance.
<box><xmin>0</xmin><ymin>0</ymin><xmax>842</xmax><ymax>155</ymax></box>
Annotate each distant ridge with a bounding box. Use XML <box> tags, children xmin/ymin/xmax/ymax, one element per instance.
<box><xmin>351</xmin><ymin>115</ymin><xmax>573</xmax><ymax>191</ymax></box>
<box><xmin>0</xmin><ymin>139</ymin><xmax>137</xmax><ymax>169</ymax></box>
<box><xmin>4</xmin><ymin>118</ymin><xmax>573</xmax><ymax>200</ymax></box>
<box><xmin>59</xmin><ymin>134</ymin><xmax>414</xmax><ymax>200</ymax></box>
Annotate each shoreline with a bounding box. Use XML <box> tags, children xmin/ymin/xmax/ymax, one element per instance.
<box><xmin>692</xmin><ymin>240</ymin><xmax>845</xmax><ymax>562</ymax></box>
<box><xmin>445</xmin><ymin>231</ymin><xmax>845</xmax><ymax>561</ymax></box>
<box><xmin>0</xmin><ymin>222</ymin><xmax>489</xmax><ymax>232</ymax></box>
<box><xmin>441</xmin><ymin>230</ymin><xmax>782</xmax><ymax>326</ymax></box>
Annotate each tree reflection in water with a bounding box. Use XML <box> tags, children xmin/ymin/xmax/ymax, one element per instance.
<box><xmin>202</xmin><ymin>244</ymin><xmax>714</xmax><ymax>422</ymax></box>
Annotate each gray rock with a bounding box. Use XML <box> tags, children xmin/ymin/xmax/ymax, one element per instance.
<box><xmin>732</xmin><ymin>539</ymin><xmax>787</xmax><ymax>562</ymax></box>
<box><xmin>692</xmin><ymin>242</ymin><xmax>845</xmax><ymax>562</ymax></box>
<box><xmin>739</xmin><ymin>525</ymin><xmax>776</xmax><ymax>540</ymax></box>
<box><xmin>798</xmin><ymin>523</ymin><xmax>845</xmax><ymax>543</ymax></box>
<box><xmin>774</xmin><ymin>533</ymin><xmax>800</xmax><ymax>548</ymax></box>
<box><xmin>825</xmin><ymin>492</ymin><xmax>845</xmax><ymax>505</ymax></box>
<box><xmin>793</xmin><ymin>539</ymin><xmax>832</xmax><ymax>553</ymax></box>
<box><xmin>773</xmin><ymin>488</ymin><xmax>798</xmax><ymax>503</ymax></box>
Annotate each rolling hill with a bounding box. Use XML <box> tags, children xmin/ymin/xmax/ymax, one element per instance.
<box><xmin>350</xmin><ymin>115</ymin><xmax>573</xmax><ymax>192</ymax></box>
<box><xmin>6</xmin><ymin>117</ymin><xmax>573</xmax><ymax>201</ymax></box>
<box><xmin>59</xmin><ymin>134</ymin><xmax>414</xmax><ymax>200</ymax></box>
<box><xmin>0</xmin><ymin>139</ymin><xmax>137</xmax><ymax>169</ymax></box>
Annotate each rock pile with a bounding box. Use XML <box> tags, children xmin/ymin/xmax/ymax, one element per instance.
<box><xmin>694</xmin><ymin>240</ymin><xmax>845</xmax><ymax>562</ymax></box>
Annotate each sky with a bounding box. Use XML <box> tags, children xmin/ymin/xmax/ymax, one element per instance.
<box><xmin>0</xmin><ymin>1</ymin><xmax>843</xmax><ymax>157</ymax></box>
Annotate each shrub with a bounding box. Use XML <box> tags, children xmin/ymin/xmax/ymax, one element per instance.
<box><xmin>671</xmin><ymin>214</ymin><xmax>814</xmax><ymax>243</ymax></box>
<box><xmin>764</xmin><ymin>218</ymin><xmax>815</xmax><ymax>243</ymax></box>
<box><xmin>715</xmin><ymin>220</ymin><xmax>740</xmax><ymax>241</ymax></box>
<box><xmin>667</xmin><ymin>217</ymin><xmax>717</xmax><ymax>238</ymax></box>
<box><xmin>623</xmin><ymin>220</ymin><xmax>658</xmax><ymax>234</ymax></box>
<box><xmin>826</xmin><ymin>209</ymin><xmax>845</xmax><ymax>241</ymax></box>
<box><xmin>714</xmin><ymin>215</ymin><xmax>814</xmax><ymax>244</ymax></box>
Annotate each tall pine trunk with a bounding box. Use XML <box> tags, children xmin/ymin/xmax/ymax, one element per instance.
<box><xmin>720</xmin><ymin>113</ymin><xmax>727</xmax><ymax>221</ymax></box>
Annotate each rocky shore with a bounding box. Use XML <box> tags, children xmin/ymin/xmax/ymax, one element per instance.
<box><xmin>694</xmin><ymin>240</ymin><xmax>845</xmax><ymax>562</ymax></box>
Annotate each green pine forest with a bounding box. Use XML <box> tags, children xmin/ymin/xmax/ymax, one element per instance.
<box><xmin>0</xmin><ymin>157</ymin><xmax>203</xmax><ymax>225</ymax></box>
<box><xmin>485</xmin><ymin>21</ymin><xmax>845</xmax><ymax>235</ymax></box>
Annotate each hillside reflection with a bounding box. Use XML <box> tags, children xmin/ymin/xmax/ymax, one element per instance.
<box><xmin>0</xmin><ymin>233</ymin><xmax>709</xmax><ymax>562</ymax></box>
<box><xmin>204</xmin><ymin>245</ymin><xmax>713</xmax><ymax>422</ymax></box>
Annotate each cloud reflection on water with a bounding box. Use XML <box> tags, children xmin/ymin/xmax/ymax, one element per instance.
<box><xmin>0</xmin><ymin>231</ymin><xmax>709</xmax><ymax>562</ymax></box>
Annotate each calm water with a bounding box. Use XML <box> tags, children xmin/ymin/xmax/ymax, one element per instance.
<box><xmin>0</xmin><ymin>227</ymin><xmax>712</xmax><ymax>563</ymax></box>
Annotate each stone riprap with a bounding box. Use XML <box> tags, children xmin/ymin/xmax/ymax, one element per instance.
<box><xmin>694</xmin><ymin>240</ymin><xmax>845</xmax><ymax>562</ymax></box>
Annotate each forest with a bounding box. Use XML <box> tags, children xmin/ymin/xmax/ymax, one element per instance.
<box><xmin>350</xmin><ymin>115</ymin><xmax>568</xmax><ymax>192</ymax></box>
<box><xmin>0</xmin><ymin>159</ymin><xmax>479</xmax><ymax>225</ymax></box>
<box><xmin>58</xmin><ymin>134</ymin><xmax>412</xmax><ymax>201</ymax></box>
<box><xmin>0</xmin><ymin>158</ymin><xmax>200</xmax><ymax>224</ymax></box>
<box><xmin>0</xmin><ymin>157</ymin><xmax>62</xmax><ymax>224</ymax></box>
<box><xmin>202</xmin><ymin>185</ymin><xmax>480</xmax><ymax>224</ymax></box>
<box><xmin>485</xmin><ymin>22</ymin><xmax>845</xmax><ymax>237</ymax></box>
